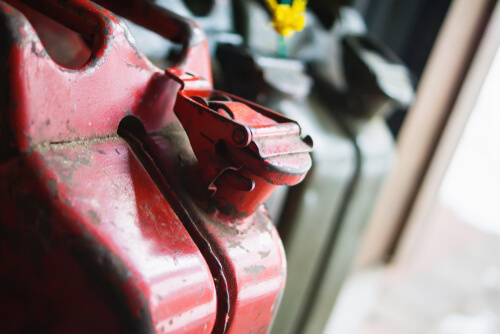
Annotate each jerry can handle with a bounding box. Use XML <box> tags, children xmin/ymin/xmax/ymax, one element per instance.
<box><xmin>91</xmin><ymin>0</ymin><xmax>203</xmax><ymax>66</ymax></box>
<box><xmin>15</xmin><ymin>0</ymin><xmax>110</xmax><ymax>42</ymax></box>
<box><xmin>14</xmin><ymin>0</ymin><xmax>200</xmax><ymax>67</ymax></box>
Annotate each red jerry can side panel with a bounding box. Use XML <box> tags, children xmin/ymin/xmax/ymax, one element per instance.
<box><xmin>0</xmin><ymin>140</ymin><xmax>217</xmax><ymax>334</ymax></box>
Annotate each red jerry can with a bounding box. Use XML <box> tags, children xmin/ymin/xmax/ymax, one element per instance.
<box><xmin>0</xmin><ymin>0</ymin><xmax>312</xmax><ymax>333</ymax></box>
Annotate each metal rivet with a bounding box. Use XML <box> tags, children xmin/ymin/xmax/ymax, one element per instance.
<box><xmin>232</xmin><ymin>129</ymin><xmax>246</xmax><ymax>145</ymax></box>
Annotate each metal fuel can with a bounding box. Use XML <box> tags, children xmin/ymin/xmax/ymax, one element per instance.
<box><xmin>0</xmin><ymin>1</ymin><xmax>312</xmax><ymax>333</ymax></box>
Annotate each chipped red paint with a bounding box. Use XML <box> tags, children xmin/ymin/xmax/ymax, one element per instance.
<box><xmin>0</xmin><ymin>0</ymin><xmax>312</xmax><ymax>333</ymax></box>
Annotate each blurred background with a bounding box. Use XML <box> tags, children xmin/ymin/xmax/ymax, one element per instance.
<box><xmin>124</xmin><ymin>0</ymin><xmax>500</xmax><ymax>333</ymax></box>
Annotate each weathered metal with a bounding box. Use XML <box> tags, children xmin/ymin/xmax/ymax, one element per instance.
<box><xmin>0</xmin><ymin>0</ymin><xmax>312</xmax><ymax>333</ymax></box>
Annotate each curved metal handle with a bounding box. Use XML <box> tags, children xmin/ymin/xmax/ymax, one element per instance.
<box><xmin>15</xmin><ymin>0</ymin><xmax>201</xmax><ymax>67</ymax></box>
<box><xmin>15</xmin><ymin>0</ymin><xmax>112</xmax><ymax>55</ymax></box>
<box><xmin>90</xmin><ymin>0</ymin><xmax>203</xmax><ymax>66</ymax></box>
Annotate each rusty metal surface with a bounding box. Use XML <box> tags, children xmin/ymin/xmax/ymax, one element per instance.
<box><xmin>0</xmin><ymin>1</ymin><xmax>313</xmax><ymax>332</ymax></box>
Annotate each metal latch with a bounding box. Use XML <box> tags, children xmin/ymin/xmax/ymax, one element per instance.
<box><xmin>166</xmin><ymin>69</ymin><xmax>313</xmax><ymax>218</ymax></box>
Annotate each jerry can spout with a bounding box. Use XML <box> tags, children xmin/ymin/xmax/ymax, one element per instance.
<box><xmin>165</xmin><ymin>69</ymin><xmax>313</xmax><ymax>219</ymax></box>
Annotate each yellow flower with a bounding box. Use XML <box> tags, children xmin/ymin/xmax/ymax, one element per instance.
<box><xmin>265</xmin><ymin>0</ymin><xmax>307</xmax><ymax>37</ymax></box>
